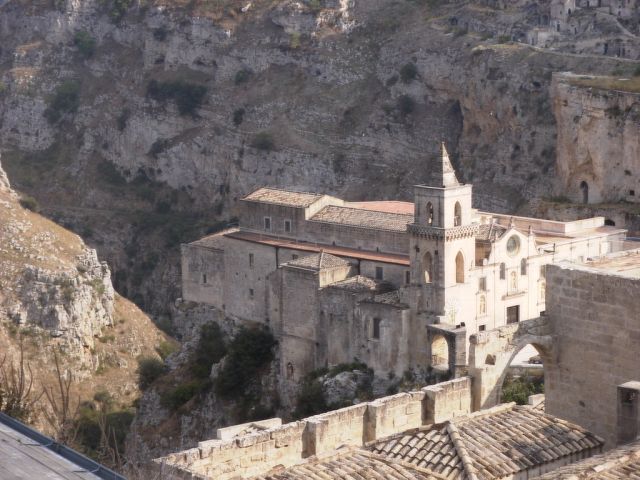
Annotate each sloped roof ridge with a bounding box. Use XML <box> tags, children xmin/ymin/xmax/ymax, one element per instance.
<box><xmin>446</xmin><ymin>423</ymin><xmax>480</xmax><ymax>480</ymax></box>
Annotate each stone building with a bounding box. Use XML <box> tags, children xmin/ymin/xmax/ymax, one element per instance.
<box><xmin>181</xmin><ymin>145</ymin><xmax>626</xmax><ymax>394</ymax></box>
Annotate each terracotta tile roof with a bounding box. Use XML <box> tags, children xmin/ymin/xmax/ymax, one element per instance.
<box><xmin>243</xmin><ymin>187</ymin><xmax>323</xmax><ymax>208</ymax></box>
<box><xmin>310</xmin><ymin>205</ymin><xmax>413</xmax><ymax>232</ymax></box>
<box><xmin>286</xmin><ymin>252</ymin><xmax>350</xmax><ymax>271</ymax></box>
<box><xmin>533</xmin><ymin>440</ymin><xmax>640</xmax><ymax>479</ymax></box>
<box><xmin>252</xmin><ymin>448</ymin><xmax>448</xmax><ymax>480</ymax></box>
<box><xmin>346</xmin><ymin>201</ymin><xmax>414</xmax><ymax>215</ymax></box>
<box><xmin>369</xmin><ymin>403</ymin><xmax>604</xmax><ymax>480</ymax></box>
<box><xmin>328</xmin><ymin>275</ymin><xmax>381</xmax><ymax>291</ymax></box>
<box><xmin>476</xmin><ymin>224</ymin><xmax>507</xmax><ymax>242</ymax></box>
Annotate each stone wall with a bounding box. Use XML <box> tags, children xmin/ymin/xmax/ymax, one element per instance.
<box><xmin>154</xmin><ymin>377</ymin><xmax>472</xmax><ymax>479</ymax></box>
<box><xmin>545</xmin><ymin>263</ymin><xmax>640</xmax><ymax>448</ymax></box>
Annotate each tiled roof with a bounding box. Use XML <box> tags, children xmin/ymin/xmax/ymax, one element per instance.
<box><xmin>252</xmin><ymin>448</ymin><xmax>447</xmax><ymax>480</ymax></box>
<box><xmin>369</xmin><ymin>403</ymin><xmax>604</xmax><ymax>480</ymax></box>
<box><xmin>286</xmin><ymin>252</ymin><xmax>350</xmax><ymax>271</ymax></box>
<box><xmin>368</xmin><ymin>290</ymin><xmax>409</xmax><ymax>308</ymax></box>
<box><xmin>533</xmin><ymin>440</ymin><xmax>640</xmax><ymax>479</ymax></box>
<box><xmin>346</xmin><ymin>201</ymin><xmax>414</xmax><ymax>215</ymax></box>
<box><xmin>476</xmin><ymin>223</ymin><xmax>507</xmax><ymax>242</ymax></box>
<box><xmin>243</xmin><ymin>187</ymin><xmax>323</xmax><ymax>208</ymax></box>
<box><xmin>310</xmin><ymin>205</ymin><xmax>413</xmax><ymax>232</ymax></box>
<box><xmin>328</xmin><ymin>275</ymin><xmax>381</xmax><ymax>291</ymax></box>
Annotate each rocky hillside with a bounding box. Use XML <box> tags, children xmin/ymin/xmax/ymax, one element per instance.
<box><xmin>0</xmin><ymin>0</ymin><xmax>635</xmax><ymax>318</ymax></box>
<box><xmin>0</xmin><ymin>156</ymin><xmax>169</xmax><ymax>453</ymax></box>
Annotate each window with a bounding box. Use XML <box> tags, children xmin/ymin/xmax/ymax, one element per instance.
<box><xmin>202</xmin><ymin>273</ymin><xmax>207</xmax><ymax>284</ymax></box>
<box><xmin>454</xmin><ymin>202</ymin><xmax>462</xmax><ymax>226</ymax></box>
<box><xmin>500</xmin><ymin>263</ymin><xmax>506</xmax><ymax>280</ymax></box>
<box><xmin>520</xmin><ymin>258</ymin><xmax>527</xmax><ymax>275</ymax></box>
<box><xmin>479</xmin><ymin>295</ymin><xmax>486</xmax><ymax>316</ymax></box>
<box><xmin>455</xmin><ymin>251</ymin><xmax>464</xmax><ymax>284</ymax></box>
<box><xmin>630</xmin><ymin>190</ymin><xmax>636</xmax><ymax>197</ymax></box>
<box><xmin>372</xmin><ymin>318</ymin><xmax>381</xmax><ymax>339</ymax></box>
<box><xmin>479</xmin><ymin>324</ymin><xmax>486</xmax><ymax>331</ymax></box>
<box><xmin>423</xmin><ymin>252</ymin><xmax>433</xmax><ymax>283</ymax></box>
<box><xmin>264</xmin><ymin>217</ymin><xmax>271</xmax><ymax>231</ymax></box>
<box><xmin>284</xmin><ymin>219</ymin><xmax>292</xmax><ymax>232</ymax></box>
<box><xmin>478</xmin><ymin>277</ymin><xmax>486</xmax><ymax>291</ymax></box>
<box><xmin>375</xmin><ymin>266</ymin><xmax>384</xmax><ymax>280</ymax></box>
<box><xmin>405</xmin><ymin>270</ymin><xmax>411</xmax><ymax>285</ymax></box>
<box><xmin>249</xmin><ymin>288</ymin><xmax>254</xmax><ymax>299</ymax></box>
<box><xmin>292</xmin><ymin>254</ymin><xmax>299</xmax><ymax>260</ymax></box>
<box><xmin>507</xmin><ymin>305</ymin><xmax>520</xmax><ymax>324</ymax></box>
<box><xmin>427</xmin><ymin>202</ymin><xmax>434</xmax><ymax>225</ymax></box>
<box><xmin>249</xmin><ymin>253</ymin><xmax>254</xmax><ymax>268</ymax></box>
<box><xmin>506</xmin><ymin>235</ymin><xmax>520</xmax><ymax>256</ymax></box>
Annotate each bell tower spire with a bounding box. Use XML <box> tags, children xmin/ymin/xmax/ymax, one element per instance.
<box><xmin>430</xmin><ymin>142</ymin><xmax>460</xmax><ymax>188</ymax></box>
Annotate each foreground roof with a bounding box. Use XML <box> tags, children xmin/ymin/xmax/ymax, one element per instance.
<box><xmin>243</xmin><ymin>187</ymin><xmax>323</xmax><ymax>208</ymax></box>
<box><xmin>368</xmin><ymin>403</ymin><xmax>604</xmax><ymax>480</ymax></box>
<box><xmin>0</xmin><ymin>412</ymin><xmax>122</xmax><ymax>479</ymax></box>
<box><xmin>286</xmin><ymin>252</ymin><xmax>350</xmax><ymax>271</ymax></box>
<box><xmin>311</xmin><ymin>205</ymin><xmax>413</xmax><ymax>232</ymax></box>
<box><xmin>533</xmin><ymin>440</ymin><xmax>640</xmax><ymax>479</ymax></box>
<box><xmin>252</xmin><ymin>448</ymin><xmax>448</xmax><ymax>480</ymax></box>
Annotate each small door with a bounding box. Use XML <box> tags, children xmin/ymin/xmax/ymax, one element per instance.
<box><xmin>507</xmin><ymin>305</ymin><xmax>520</xmax><ymax>324</ymax></box>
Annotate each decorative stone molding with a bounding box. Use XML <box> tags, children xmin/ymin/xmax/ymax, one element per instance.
<box><xmin>408</xmin><ymin>223</ymin><xmax>479</xmax><ymax>241</ymax></box>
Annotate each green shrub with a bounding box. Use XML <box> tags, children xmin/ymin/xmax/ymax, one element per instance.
<box><xmin>44</xmin><ymin>80</ymin><xmax>81</xmax><ymax>124</ymax></box>
<box><xmin>137</xmin><ymin>356</ymin><xmax>167</xmax><ymax>389</ymax></box>
<box><xmin>233</xmin><ymin>108</ymin><xmax>245</xmax><ymax>126</ymax></box>
<box><xmin>156</xmin><ymin>341</ymin><xmax>178</xmax><ymax>360</ymax></box>
<box><xmin>606</xmin><ymin>105</ymin><xmax>622</xmax><ymax>118</ymax></box>
<box><xmin>19</xmin><ymin>195</ymin><xmax>39</xmax><ymax>212</ymax></box>
<box><xmin>96</xmin><ymin>160</ymin><xmax>127</xmax><ymax>186</ymax></box>
<box><xmin>116</xmin><ymin>108</ymin><xmax>130</xmax><ymax>131</ymax></box>
<box><xmin>250</xmin><ymin>132</ymin><xmax>275</xmax><ymax>151</ymax></box>
<box><xmin>234</xmin><ymin>68</ymin><xmax>252</xmax><ymax>85</ymax></box>
<box><xmin>501</xmin><ymin>375</ymin><xmax>544</xmax><ymax>405</ymax></box>
<box><xmin>108</xmin><ymin>0</ymin><xmax>132</xmax><ymax>22</ymax></box>
<box><xmin>215</xmin><ymin>328</ymin><xmax>277</xmax><ymax>398</ymax></box>
<box><xmin>161</xmin><ymin>380</ymin><xmax>208</xmax><ymax>410</ymax></box>
<box><xmin>148</xmin><ymin>138</ymin><xmax>169</xmax><ymax>158</ymax></box>
<box><xmin>73</xmin><ymin>30</ymin><xmax>96</xmax><ymax>58</ymax></box>
<box><xmin>399</xmin><ymin>62</ymin><xmax>418</xmax><ymax>83</ymax></box>
<box><xmin>634</xmin><ymin>65</ymin><xmax>640</xmax><ymax>77</ymax></box>
<box><xmin>191</xmin><ymin>322</ymin><xmax>227</xmax><ymax>378</ymax></box>
<box><xmin>397</xmin><ymin>94</ymin><xmax>415</xmax><ymax>116</ymax></box>
<box><xmin>294</xmin><ymin>378</ymin><xmax>327</xmax><ymax>418</ymax></box>
<box><xmin>497</xmin><ymin>34</ymin><xmax>511</xmax><ymax>43</ymax></box>
<box><xmin>146</xmin><ymin>80</ymin><xmax>207</xmax><ymax>116</ymax></box>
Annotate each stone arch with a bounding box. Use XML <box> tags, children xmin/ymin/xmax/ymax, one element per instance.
<box><xmin>454</xmin><ymin>202</ymin><xmax>462</xmax><ymax>226</ymax></box>
<box><xmin>580</xmin><ymin>180</ymin><xmax>589</xmax><ymax>204</ymax></box>
<box><xmin>423</xmin><ymin>251</ymin><xmax>433</xmax><ymax>283</ymax></box>
<box><xmin>469</xmin><ymin>317</ymin><xmax>553</xmax><ymax>410</ymax></box>
<box><xmin>455</xmin><ymin>251</ymin><xmax>465</xmax><ymax>284</ymax></box>
<box><xmin>427</xmin><ymin>202</ymin><xmax>434</xmax><ymax>226</ymax></box>
<box><xmin>431</xmin><ymin>334</ymin><xmax>449</xmax><ymax>368</ymax></box>
<box><xmin>605</xmin><ymin>218</ymin><xmax>616</xmax><ymax>226</ymax></box>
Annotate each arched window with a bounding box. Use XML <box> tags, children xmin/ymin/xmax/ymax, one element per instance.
<box><xmin>455</xmin><ymin>251</ymin><xmax>465</xmax><ymax>284</ymax></box>
<box><xmin>520</xmin><ymin>258</ymin><xmax>527</xmax><ymax>275</ymax></box>
<box><xmin>431</xmin><ymin>335</ymin><xmax>449</xmax><ymax>367</ymax></box>
<box><xmin>479</xmin><ymin>295</ymin><xmax>486</xmax><ymax>316</ymax></box>
<box><xmin>454</xmin><ymin>202</ymin><xmax>462</xmax><ymax>226</ymax></box>
<box><xmin>423</xmin><ymin>252</ymin><xmax>433</xmax><ymax>283</ymax></box>
<box><xmin>427</xmin><ymin>202</ymin><xmax>434</xmax><ymax>226</ymax></box>
<box><xmin>286</xmin><ymin>362</ymin><xmax>294</xmax><ymax>379</ymax></box>
<box><xmin>580</xmin><ymin>181</ymin><xmax>589</xmax><ymax>204</ymax></box>
<box><xmin>510</xmin><ymin>271</ymin><xmax>518</xmax><ymax>292</ymax></box>
<box><xmin>500</xmin><ymin>263</ymin><xmax>506</xmax><ymax>280</ymax></box>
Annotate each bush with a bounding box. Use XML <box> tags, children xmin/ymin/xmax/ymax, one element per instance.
<box><xmin>191</xmin><ymin>322</ymin><xmax>227</xmax><ymax>378</ymax></box>
<box><xmin>233</xmin><ymin>108</ymin><xmax>245</xmax><ymax>126</ymax></box>
<box><xmin>108</xmin><ymin>0</ymin><xmax>132</xmax><ymax>22</ymax></box>
<box><xmin>497</xmin><ymin>34</ymin><xmax>511</xmax><ymax>43</ymax></box>
<box><xmin>501</xmin><ymin>375</ymin><xmax>544</xmax><ymax>405</ymax></box>
<box><xmin>146</xmin><ymin>80</ymin><xmax>207</xmax><ymax>116</ymax></box>
<box><xmin>250</xmin><ymin>132</ymin><xmax>275</xmax><ymax>151</ymax></box>
<box><xmin>148</xmin><ymin>138</ymin><xmax>169</xmax><ymax>158</ymax></box>
<box><xmin>215</xmin><ymin>328</ymin><xmax>277</xmax><ymax>398</ymax></box>
<box><xmin>161</xmin><ymin>380</ymin><xmax>208</xmax><ymax>411</ymax></box>
<box><xmin>137</xmin><ymin>356</ymin><xmax>167</xmax><ymax>389</ymax></box>
<box><xmin>73</xmin><ymin>30</ymin><xmax>96</xmax><ymax>58</ymax></box>
<box><xmin>397</xmin><ymin>94</ymin><xmax>415</xmax><ymax>116</ymax></box>
<box><xmin>96</xmin><ymin>160</ymin><xmax>126</xmax><ymax>186</ymax></box>
<box><xmin>399</xmin><ymin>62</ymin><xmax>418</xmax><ymax>83</ymax></box>
<box><xmin>19</xmin><ymin>195</ymin><xmax>39</xmax><ymax>212</ymax></box>
<box><xmin>294</xmin><ymin>379</ymin><xmax>327</xmax><ymax>418</ymax></box>
<box><xmin>234</xmin><ymin>68</ymin><xmax>252</xmax><ymax>85</ymax></box>
<box><xmin>116</xmin><ymin>108</ymin><xmax>130</xmax><ymax>131</ymax></box>
<box><xmin>44</xmin><ymin>80</ymin><xmax>81</xmax><ymax>124</ymax></box>
<box><xmin>153</xmin><ymin>26</ymin><xmax>169</xmax><ymax>41</ymax></box>
<box><xmin>156</xmin><ymin>341</ymin><xmax>178</xmax><ymax>360</ymax></box>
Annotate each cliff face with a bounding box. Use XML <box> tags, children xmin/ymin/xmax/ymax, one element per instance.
<box><xmin>0</xmin><ymin>0</ymin><xmax>631</xmax><ymax>317</ymax></box>
<box><xmin>551</xmin><ymin>72</ymin><xmax>640</xmax><ymax>205</ymax></box>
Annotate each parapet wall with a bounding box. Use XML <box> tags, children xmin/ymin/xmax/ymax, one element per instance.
<box><xmin>154</xmin><ymin>377</ymin><xmax>472</xmax><ymax>480</ymax></box>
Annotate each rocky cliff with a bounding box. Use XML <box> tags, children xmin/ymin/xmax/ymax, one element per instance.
<box><xmin>0</xmin><ymin>0</ymin><xmax>633</xmax><ymax>318</ymax></box>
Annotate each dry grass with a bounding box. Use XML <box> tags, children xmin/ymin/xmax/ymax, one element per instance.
<box><xmin>567</xmin><ymin>75</ymin><xmax>640</xmax><ymax>94</ymax></box>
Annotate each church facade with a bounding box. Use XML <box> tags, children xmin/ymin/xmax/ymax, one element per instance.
<box><xmin>181</xmin><ymin>145</ymin><xmax>626</xmax><ymax>400</ymax></box>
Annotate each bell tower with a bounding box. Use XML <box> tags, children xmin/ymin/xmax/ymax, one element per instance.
<box><xmin>409</xmin><ymin>143</ymin><xmax>477</xmax><ymax>320</ymax></box>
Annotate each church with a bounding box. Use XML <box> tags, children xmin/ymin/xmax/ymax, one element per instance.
<box><xmin>181</xmin><ymin>144</ymin><xmax>626</xmax><ymax>399</ymax></box>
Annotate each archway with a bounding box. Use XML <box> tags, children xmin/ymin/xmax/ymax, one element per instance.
<box><xmin>500</xmin><ymin>343</ymin><xmax>545</xmax><ymax>406</ymax></box>
<box><xmin>427</xmin><ymin>202</ymin><xmax>434</xmax><ymax>226</ymax></box>
<box><xmin>431</xmin><ymin>334</ymin><xmax>449</xmax><ymax>370</ymax></box>
<box><xmin>455</xmin><ymin>251</ymin><xmax>465</xmax><ymax>284</ymax></box>
<box><xmin>604</xmin><ymin>218</ymin><xmax>616</xmax><ymax>226</ymax></box>
<box><xmin>580</xmin><ymin>181</ymin><xmax>589</xmax><ymax>204</ymax></box>
<box><xmin>454</xmin><ymin>202</ymin><xmax>462</xmax><ymax>226</ymax></box>
<box><xmin>423</xmin><ymin>252</ymin><xmax>433</xmax><ymax>283</ymax></box>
